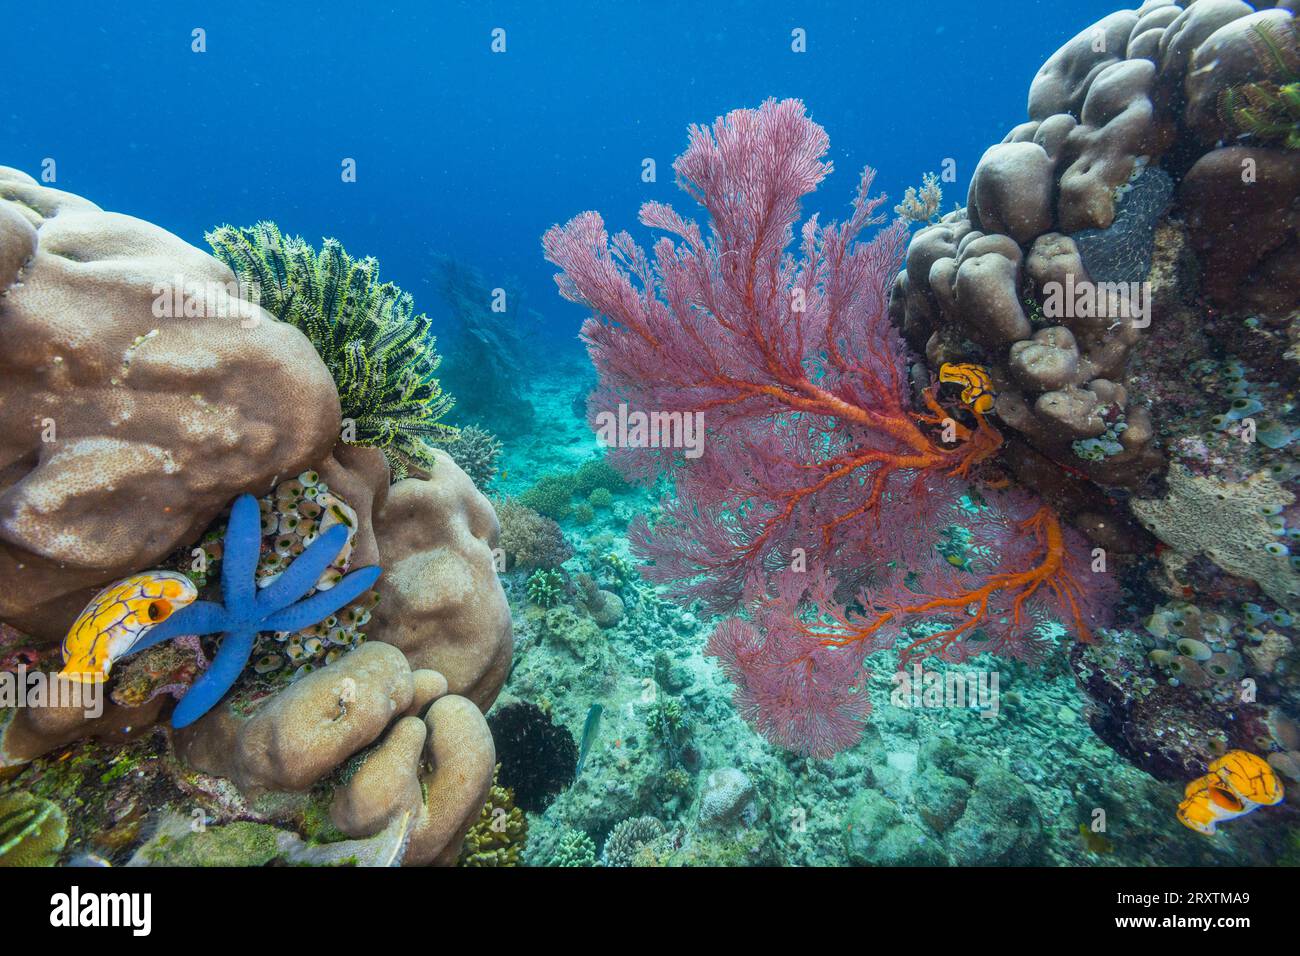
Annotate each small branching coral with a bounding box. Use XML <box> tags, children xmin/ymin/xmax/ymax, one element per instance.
<box><xmin>526</xmin><ymin>569</ymin><xmax>566</xmax><ymax>609</ymax></box>
<box><xmin>544</xmin><ymin>98</ymin><xmax>1114</xmax><ymax>758</ymax></box>
<box><xmin>435</xmin><ymin>424</ymin><xmax>503</xmax><ymax>490</ymax></box>
<box><xmin>207</xmin><ymin>222</ymin><xmax>455</xmax><ymax>478</ymax></box>
<box><xmin>601</xmin><ymin>816</ymin><xmax>667</xmax><ymax>867</ymax></box>
<box><xmin>527</xmin><ymin>825</ymin><xmax>596</xmax><ymax>867</ymax></box>
<box><xmin>493</xmin><ymin>498</ymin><xmax>573</xmax><ymax>570</ymax></box>
<box><xmin>519</xmin><ymin>473</ymin><xmax>577</xmax><ymax>520</ymax></box>
<box><xmin>894</xmin><ymin>171</ymin><xmax>943</xmax><ymax>224</ymax></box>
<box><xmin>459</xmin><ymin>766</ymin><xmax>528</xmax><ymax>867</ymax></box>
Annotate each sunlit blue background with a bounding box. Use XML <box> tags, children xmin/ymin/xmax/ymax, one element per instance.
<box><xmin>3</xmin><ymin>0</ymin><xmax>1118</xmax><ymax>349</ymax></box>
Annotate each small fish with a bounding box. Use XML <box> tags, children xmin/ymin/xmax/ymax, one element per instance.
<box><xmin>944</xmin><ymin>552</ymin><xmax>973</xmax><ymax>571</ymax></box>
<box><xmin>1176</xmin><ymin>750</ymin><xmax>1283</xmax><ymax>835</ymax></box>
<box><xmin>575</xmin><ymin>703</ymin><xmax>603</xmax><ymax>776</ymax></box>
<box><xmin>1077</xmin><ymin>822</ymin><xmax>1113</xmax><ymax>855</ymax></box>
<box><xmin>60</xmin><ymin>572</ymin><xmax>198</xmax><ymax>683</ymax></box>
<box><xmin>939</xmin><ymin>362</ymin><xmax>996</xmax><ymax>415</ymax></box>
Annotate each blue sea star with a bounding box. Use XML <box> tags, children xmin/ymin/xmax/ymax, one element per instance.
<box><xmin>128</xmin><ymin>493</ymin><xmax>382</xmax><ymax>728</ymax></box>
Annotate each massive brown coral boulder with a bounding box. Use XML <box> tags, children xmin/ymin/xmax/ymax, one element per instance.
<box><xmin>929</xmin><ymin>233</ymin><xmax>1033</xmax><ymax>350</ymax></box>
<box><xmin>0</xmin><ymin>167</ymin><xmax>341</xmax><ymax>640</ymax></box>
<box><xmin>1028</xmin><ymin>9</ymin><xmax>1140</xmax><ymax>120</ymax></box>
<box><xmin>0</xmin><ymin>685</ymin><xmax>169</xmax><ymax>767</ymax></box>
<box><xmin>4</xmin><ymin>453</ymin><xmax>512</xmax><ymax>864</ymax></box>
<box><xmin>1056</xmin><ymin>58</ymin><xmax>1172</xmax><ymax>232</ymax></box>
<box><xmin>0</xmin><ymin>169</ymin><xmax>513</xmax><ymax>863</ymax></box>
<box><xmin>1180</xmin><ymin>145</ymin><xmax>1300</xmax><ymax>314</ymax></box>
<box><xmin>894</xmin><ymin>0</ymin><xmax>1300</xmax><ymax>790</ymax></box>
<box><xmin>1154</xmin><ymin>0</ymin><xmax>1259</xmax><ymax>107</ymax></box>
<box><xmin>892</xmin><ymin>1</ymin><xmax>1296</xmax><ymax>509</ymax></box>
<box><xmin>1182</xmin><ymin>7</ymin><xmax>1298</xmax><ymax>145</ymax></box>
<box><xmin>369</xmin><ymin>449</ymin><xmax>514</xmax><ymax>710</ymax></box>
<box><xmin>330</xmin><ymin>695</ymin><xmax>496</xmax><ymax>866</ymax></box>
<box><xmin>174</xmin><ymin>641</ymin><xmax>493</xmax><ymax>866</ymax></box>
<box><xmin>175</xmin><ymin>641</ymin><xmax>425</xmax><ymax>792</ymax></box>
<box><xmin>967</xmin><ymin>142</ymin><xmax>1056</xmax><ymax>244</ymax></box>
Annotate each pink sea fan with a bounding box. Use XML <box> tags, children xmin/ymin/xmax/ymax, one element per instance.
<box><xmin>705</xmin><ymin>570</ymin><xmax>873</xmax><ymax>760</ymax></box>
<box><xmin>544</xmin><ymin>98</ymin><xmax>1114</xmax><ymax>758</ymax></box>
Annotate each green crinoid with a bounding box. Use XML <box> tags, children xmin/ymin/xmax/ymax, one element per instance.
<box><xmin>206</xmin><ymin>221</ymin><xmax>457</xmax><ymax>478</ymax></box>
<box><xmin>1218</xmin><ymin>17</ymin><xmax>1300</xmax><ymax>150</ymax></box>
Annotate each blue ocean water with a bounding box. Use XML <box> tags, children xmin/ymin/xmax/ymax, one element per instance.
<box><xmin>4</xmin><ymin>0</ymin><xmax>1118</xmax><ymax>345</ymax></box>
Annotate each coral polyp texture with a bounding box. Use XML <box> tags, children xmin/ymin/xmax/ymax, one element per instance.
<box><xmin>544</xmin><ymin>98</ymin><xmax>1114</xmax><ymax>757</ymax></box>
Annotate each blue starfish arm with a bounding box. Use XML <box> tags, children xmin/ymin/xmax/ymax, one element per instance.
<box><xmin>171</xmin><ymin>627</ymin><xmax>258</xmax><ymax>729</ymax></box>
<box><xmin>258</xmin><ymin>565</ymin><xmax>382</xmax><ymax>633</ymax></box>
<box><xmin>125</xmin><ymin>600</ymin><xmax>229</xmax><ymax>655</ymax></box>
<box><xmin>221</xmin><ymin>493</ymin><xmax>263</xmax><ymax>613</ymax></box>
<box><xmin>255</xmin><ymin>524</ymin><xmax>352</xmax><ymax>614</ymax></box>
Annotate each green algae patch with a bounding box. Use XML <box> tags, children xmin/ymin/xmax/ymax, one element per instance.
<box><xmin>143</xmin><ymin>820</ymin><xmax>282</xmax><ymax>867</ymax></box>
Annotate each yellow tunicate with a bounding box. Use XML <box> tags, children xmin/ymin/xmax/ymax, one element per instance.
<box><xmin>1210</xmin><ymin>750</ymin><xmax>1283</xmax><ymax>807</ymax></box>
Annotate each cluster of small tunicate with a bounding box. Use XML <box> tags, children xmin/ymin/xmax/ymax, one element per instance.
<box><xmin>1143</xmin><ymin>602</ymin><xmax>1247</xmax><ymax>696</ymax></box>
<box><xmin>1082</xmin><ymin>629</ymin><xmax>1160</xmax><ymax>699</ymax></box>
<box><xmin>184</xmin><ymin>472</ymin><xmax>378</xmax><ymax>684</ymax></box>
<box><xmin>1241</xmin><ymin>602</ymin><xmax>1294</xmax><ymax>645</ymax></box>
<box><xmin>255</xmin><ymin>473</ymin><xmax>377</xmax><ymax>681</ymax></box>
<box><xmin>1073</xmin><ymin>424</ymin><xmax>1127</xmax><ymax>462</ymax></box>
<box><xmin>254</xmin><ymin>589</ymin><xmax>379</xmax><ymax>682</ymax></box>
<box><xmin>1250</xmin><ymin>498</ymin><xmax>1300</xmax><ymax>568</ymax></box>
<box><xmin>1210</xmin><ymin>360</ymin><xmax>1299</xmax><ymax>451</ymax></box>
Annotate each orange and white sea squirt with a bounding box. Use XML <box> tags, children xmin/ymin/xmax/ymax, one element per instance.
<box><xmin>1176</xmin><ymin>750</ymin><xmax>1284</xmax><ymax>835</ymax></box>
<box><xmin>59</xmin><ymin>572</ymin><xmax>198</xmax><ymax>683</ymax></box>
